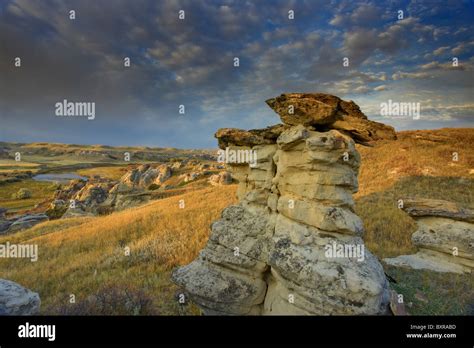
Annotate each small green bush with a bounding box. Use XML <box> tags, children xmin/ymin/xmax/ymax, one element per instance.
<box><xmin>11</xmin><ymin>188</ymin><xmax>32</xmax><ymax>199</ymax></box>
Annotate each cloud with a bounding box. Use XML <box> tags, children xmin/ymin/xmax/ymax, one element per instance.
<box><xmin>392</xmin><ymin>71</ymin><xmax>432</xmax><ymax>80</ymax></box>
<box><xmin>0</xmin><ymin>0</ymin><xmax>472</xmax><ymax>147</ymax></box>
<box><xmin>452</xmin><ymin>41</ymin><xmax>474</xmax><ymax>56</ymax></box>
<box><xmin>374</xmin><ymin>85</ymin><xmax>387</xmax><ymax>91</ymax></box>
<box><xmin>433</xmin><ymin>46</ymin><xmax>450</xmax><ymax>56</ymax></box>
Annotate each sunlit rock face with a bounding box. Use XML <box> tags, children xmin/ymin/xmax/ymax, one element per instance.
<box><xmin>384</xmin><ymin>198</ymin><xmax>474</xmax><ymax>274</ymax></box>
<box><xmin>172</xmin><ymin>94</ymin><xmax>391</xmax><ymax>315</ymax></box>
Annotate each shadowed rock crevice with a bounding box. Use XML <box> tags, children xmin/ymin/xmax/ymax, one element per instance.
<box><xmin>172</xmin><ymin>93</ymin><xmax>392</xmax><ymax>315</ymax></box>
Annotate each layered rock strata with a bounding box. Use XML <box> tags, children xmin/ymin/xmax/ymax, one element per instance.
<box><xmin>173</xmin><ymin>93</ymin><xmax>391</xmax><ymax>315</ymax></box>
<box><xmin>384</xmin><ymin>198</ymin><xmax>474</xmax><ymax>274</ymax></box>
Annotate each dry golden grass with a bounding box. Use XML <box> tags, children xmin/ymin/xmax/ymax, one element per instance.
<box><xmin>356</xmin><ymin>128</ymin><xmax>474</xmax><ymax>198</ymax></box>
<box><xmin>0</xmin><ymin>180</ymin><xmax>57</xmax><ymax>212</ymax></box>
<box><xmin>0</xmin><ymin>185</ymin><xmax>238</xmax><ymax>314</ymax></box>
<box><xmin>355</xmin><ymin>128</ymin><xmax>474</xmax><ymax>258</ymax></box>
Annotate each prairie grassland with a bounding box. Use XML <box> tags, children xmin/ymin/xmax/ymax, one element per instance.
<box><xmin>0</xmin><ymin>185</ymin><xmax>238</xmax><ymax>314</ymax></box>
<box><xmin>0</xmin><ymin>128</ymin><xmax>472</xmax><ymax>315</ymax></box>
<box><xmin>356</xmin><ymin>128</ymin><xmax>474</xmax><ymax>197</ymax></box>
<box><xmin>0</xmin><ymin>180</ymin><xmax>57</xmax><ymax>212</ymax></box>
<box><xmin>0</xmin><ymin>159</ymin><xmax>41</xmax><ymax>174</ymax></box>
<box><xmin>356</xmin><ymin>128</ymin><xmax>474</xmax><ymax>258</ymax></box>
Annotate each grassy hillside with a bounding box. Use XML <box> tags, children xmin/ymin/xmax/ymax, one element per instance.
<box><xmin>0</xmin><ymin>180</ymin><xmax>57</xmax><ymax>212</ymax></box>
<box><xmin>0</xmin><ymin>128</ymin><xmax>473</xmax><ymax>315</ymax></box>
<box><xmin>0</xmin><ymin>185</ymin><xmax>238</xmax><ymax>315</ymax></box>
<box><xmin>356</xmin><ymin>128</ymin><xmax>474</xmax><ymax>197</ymax></box>
<box><xmin>356</xmin><ymin>128</ymin><xmax>474</xmax><ymax>258</ymax></box>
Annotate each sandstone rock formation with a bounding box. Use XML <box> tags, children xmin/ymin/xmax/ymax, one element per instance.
<box><xmin>118</xmin><ymin>164</ymin><xmax>171</xmax><ymax>190</ymax></box>
<box><xmin>53</xmin><ymin>179</ymin><xmax>87</xmax><ymax>201</ymax></box>
<box><xmin>0</xmin><ymin>207</ymin><xmax>49</xmax><ymax>234</ymax></box>
<box><xmin>172</xmin><ymin>93</ymin><xmax>391</xmax><ymax>315</ymax></box>
<box><xmin>7</xmin><ymin>214</ymin><xmax>49</xmax><ymax>233</ymax></box>
<box><xmin>101</xmin><ymin>164</ymin><xmax>171</xmax><ymax>210</ymax></box>
<box><xmin>215</xmin><ymin>124</ymin><xmax>289</xmax><ymax>149</ymax></box>
<box><xmin>50</xmin><ymin>165</ymin><xmax>171</xmax><ymax>218</ymax></box>
<box><xmin>180</xmin><ymin>172</ymin><xmax>201</xmax><ymax>183</ymax></box>
<box><xmin>266</xmin><ymin>93</ymin><xmax>397</xmax><ymax>144</ymax></box>
<box><xmin>384</xmin><ymin>198</ymin><xmax>474</xmax><ymax>274</ymax></box>
<box><xmin>0</xmin><ymin>279</ymin><xmax>40</xmax><ymax>315</ymax></box>
<box><xmin>208</xmin><ymin>172</ymin><xmax>232</xmax><ymax>186</ymax></box>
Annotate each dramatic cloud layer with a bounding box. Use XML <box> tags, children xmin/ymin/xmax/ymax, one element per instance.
<box><xmin>0</xmin><ymin>0</ymin><xmax>473</xmax><ymax>148</ymax></box>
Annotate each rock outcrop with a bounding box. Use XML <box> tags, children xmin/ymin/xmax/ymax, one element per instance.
<box><xmin>7</xmin><ymin>214</ymin><xmax>49</xmax><ymax>233</ymax></box>
<box><xmin>0</xmin><ymin>208</ymin><xmax>12</xmax><ymax>234</ymax></box>
<box><xmin>0</xmin><ymin>207</ymin><xmax>49</xmax><ymax>234</ymax></box>
<box><xmin>265</xmin><ymin>93</ymin><xmax>397</xmax><ymax>144</ymax></box>
<box><xmin>172</xmin><ymin>93</ymin><xmax>391</xmax><ymax>315</ymax></box>
<box><xmin>0</xmin><ymin>279</ymin><xmax>40</xmax><ymax>315</ymax></box>
<box><xmin>208</xmin><ymin>172</ymin><xmax>232</xmax><ymax>186</ymax></box>
<box><xmin>118</xmin><ymin>164</ymin><xmax>171</xmax><ymax>191</ymax></box>
<box><xmin>384</xmin><ymin>198</ymin><xmax>474</xmax><ymax>274</ymax></box>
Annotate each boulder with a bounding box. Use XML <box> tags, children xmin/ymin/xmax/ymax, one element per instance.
<box><xmin>209</xmin><ymin>172</ymin><xmax>232</xmax><ymax>186</ymax></box>
<box><xmin>53</xmin><ymin>179</ymin><xmax>87</xmax><ymax>201</ymax></box>
<box><xmin>401</xmin><ymin>198</ymin><xmax>474</xmax><ymax>223</ymax></box>
<box><xmin>45</xmin><ymin>199</ymin><xmax>68</xmax><ymax>219</ymax></box>
<box><xmin>0</xmin><ymin>208</ymin><xmax>11</xmax><ymax>234</ymax></box>
<box><xmin>73</xmin><ymin>183</ymin><xmax>111</xmax><ymax>206</ymax></box>
<box><xmin>0</xmin><ymin>221</ymin><xmax>12</xmax><ymax>234</ymax></box>
<box><xmin>118</xmin><ymin>164</ymin><xmax>172</xmax><ymax>190</ymax></box>
<box><xmin>0</xmin><ymin>279</ymin><xmax>40</xmax><ymax>315</ymax></box>
<box><xmin>265</xmin><ymin>93</ymin><xmax>396</xmax><ymax>144</ymax></box>
<box><xmin>265</xmin><ymin>93</ymin><xmax>341</xmax><ymax>125</ymax></box>
<box><xmin>154</xmin><ymin>165</ymin><xmax>172</xmax><ymax>184</ymax></box>
<box><xmin>181</xmin><ymin>172</ymin><xmax>201</xmax><ymax>183</ymax></box>
<box><xmin>7</xmin><ymin>214</ymin><xmax>49</xmax><ymax>232</ymax></box>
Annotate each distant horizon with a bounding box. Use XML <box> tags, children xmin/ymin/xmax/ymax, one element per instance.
<box><xmin>2</xmin><ymin>124</ymin><xmax>473</xmax><ymax>151</ymax></box>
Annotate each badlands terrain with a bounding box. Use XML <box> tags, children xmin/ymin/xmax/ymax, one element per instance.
<box><xmin>0</xmin><ymin>127</ymin><xmax>473</xmax><ymax>315</ymax></box>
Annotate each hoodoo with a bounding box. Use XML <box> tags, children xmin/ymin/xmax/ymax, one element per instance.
<box><xmin>172</xmin><ymin>93</ymin><xmax>396</xmax><ymax>315</ymax></box>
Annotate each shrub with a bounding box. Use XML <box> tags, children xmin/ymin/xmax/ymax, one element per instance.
<box><xmin>11</xmin><ymin>188</ymin><xmax>32</xmax><ymax>199</ymax></box>
<box><xmin>148</xmin><ymin>183</ymin><xmax>160</xmax><ymax>191</ymax></box>
<box><xmin>96</xmin><ymin>206</ymin><xmax>114</xmax><ymax>216</ymax></box>
<box><xmin>45</xmin><ymin>206</ymin><xmax>68</xmax><ymax>220</ymax></box>
<box><xmin>51</xmin><ymin>284</ymin><xmax>157</xmax><ymax>315</ymax></box>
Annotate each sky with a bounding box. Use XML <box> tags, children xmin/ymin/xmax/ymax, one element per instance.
<box><xmin>0</xmin><ymin>0</ymin><xmax>473</xmax><ymax>148</ymax></box>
